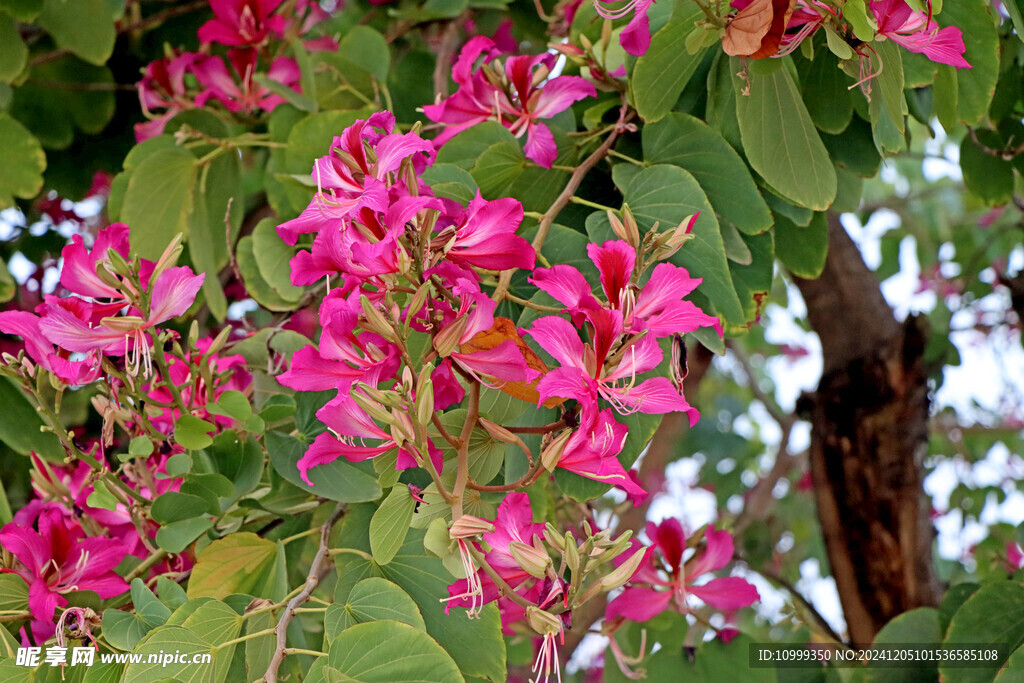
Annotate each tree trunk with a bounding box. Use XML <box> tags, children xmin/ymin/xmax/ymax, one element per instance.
<box><xmin>793</xmin><ymin>215</ymin><xmax>941</xmax><ymax>645</ymax></box>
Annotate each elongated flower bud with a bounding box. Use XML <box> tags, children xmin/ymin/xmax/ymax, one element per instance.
<box><xmin>450</xmin><ymin>515</ymin><xmax>495</xmax><ymax>539</ymax></box>
<box><xmin>599</xmin><ymin>546</ymin><xmax>648</xmax><ymax>591</ymax></box>
<box><xmin>541</xmin><ymin>429</ymin><xmax>573</xmax><ymax>471</ymax></box>
<box><xmin>433</xmin><ymin>315</ymin><xmax>467</xmax><ymax>358</ymax></box>
<box><xmin>510</xmin><ymin>541</ymin><xmax>552</xmax><ymax>579</ymax></box>
<box><xmin>478</xmin><ymin>417</ymin><xmax>528</xmax><ymax>449</ymax></box>
<box><xmin>416</xmin><ymin>380</ymin><xmax>434</xmax><ymax>426</ymax></box>
<box><xmin>351</xmin><ymin>391</ymin><xmax>397</xmax><ymax>427</ymax></box>
<box><xmin>652</xmin><ymin>213</ymin><xmax>698</xmax><ymax>261</ymax></box>
<box><xmin>526</xmin><ymin>606</ymin><xmax>562</xmax><ymax>636</ymax></box>
<box><xmin>360</xmin><ymin>295</ymin><xmax>394</xmax><ymax>340</ymax></box>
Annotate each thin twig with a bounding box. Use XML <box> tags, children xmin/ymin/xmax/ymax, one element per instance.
<box><xmin>264</xmin><ymin>503</ymin><xmax>346</xmax><ymax>683</ymax></box>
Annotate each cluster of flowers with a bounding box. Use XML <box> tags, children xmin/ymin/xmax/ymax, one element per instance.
<box><xmin>136</xmin><ymin>0</ymin><xmax>336</xmax><ymax>140</ymax></box>
<box><xmin>596</xmin><ymin>0</ymin><xmax>969</xmax><ymax>68</ymax></box>
<box><xmin>0</xmin><ymin>224</ymin><xmax>251</xmax><ymax>643</ymax></box>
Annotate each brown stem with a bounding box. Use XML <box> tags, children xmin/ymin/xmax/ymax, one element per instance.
<box><xmin>264</xmin><ymin>503</ymin><xmax>346</xmax><ymax>683</ymax></box>
<box><xmin>491</xmin><ymin>102</ymin><xmax>634</xmax><ymax>302</ymax></box>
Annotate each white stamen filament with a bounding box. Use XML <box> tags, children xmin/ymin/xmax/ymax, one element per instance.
<box><xmin>440</xmin><ymin>539</ymin><xmax>484</xmax><ymax>618</ymax></box>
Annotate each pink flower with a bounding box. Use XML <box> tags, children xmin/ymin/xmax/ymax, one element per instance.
<box><xmin>298</xmin><ymin>392</ymin><xmax>442</xmax><ymax>485</ymax></box>
<box><xmin>446</xmin><ymin>493</ymin><xmax>548</xmax><ymax>630</ymax></box>
<box><xmin>605</xmin><ymin>520</ymin><xmax>760</xmax><ymax>623</ymax></box>
<box><xmin>423</xmin><ymin>38</ymin><xmax>596</xmax><ymax>168</ymax></box>
<box><xmin>870</xmin><ymin>0</ymin><xmax>970</xmax><ymax>68</ymax></box>
<box><xmin>440</xmin><ymin>191</ymin><xmax>535</xmax><ymax>272</ymax></box>
<box><xmin>559</xmin><ymin>407</ymin><xmax>647</xmax><ymax>500</ymax></box>
<box><xmin>526</xmin><ymin>310</ymin><xmax>698</xmax><ymax>423</ymax></box>
<box><xmin>594</xmin><ymin>0</ymin><xmax>656</xmax><ymax>56</ymax></box>
<box><xmin>135</xmin><ymin>53</ymin><xmax>198</xmax><ymax>141</ymax></box>
<box><xmin>39</xmin><ymin>265</ymin><xmax>204</xmax><ymax>377</ymax></box>
<box><xmin>0</xmin><ymin>505</ymin><xmax>129</xmax><ymax>643</ymax></box>
<box><xmin>197</xmin><ymin>0</ymin><xmax>283</xmax><ymax>47</ymax></box>
<box><xmin>0</xmin><ymin>311</ymin><xmax>101</xmax><ymax>385</ymax></box>
<box><xmin>194</xmin><ymin>49</ymin><xmax>302</xmax><ymax>114</ymax></box>
<box><xmin>530</xmin><ymin>239</ymin><xmax>722</xmax><ymax>338</ymax></box>
<box><xmin>276</xmin><ymin>113</ymin><xmax>433</xmax><ymax>245</ymax></box>
<box><xmin>58</xmin><ymin>222</ymin><xmax>131</xmax><ymax>300</ymax></box>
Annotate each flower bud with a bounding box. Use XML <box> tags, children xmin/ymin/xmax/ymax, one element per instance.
<box><xmin>541</xmin><ymin>429</ymin><xmax>573</xmax><ymax>471</ymax></box>
<box><xmin>450</xmin><ymin>515</ymin><xmax>495</xmax><ymax>539</ymax></box>
<box><xmin>563</xmin><ymin>532</ymin><xmax>581</xmax><ymax>574</ymax></box>
<box><xmin>478</xmin><ymin>417</ymin><xmax>528</xmax><ymax>449</ymax></box>
<box><xmin>526</xmin><ymin>606</ymin><xmax>562</xmax><ymax>636</ymax></box>
<box><xmin>544</xmin><ymin>523</ymin><xmax>566</xmax><ymax>552</ymax></box>
<box><xmin>652</xmin><ymin>213</ymin><xmax>698</xmax><ymax>261</ymax></box>
<box><xmin>351</xmin><ymin>391</ymin><xmax>397</xmax><ymax>427</ymax></box>
<box><xmin>151</xmin><ymin>233</ymin><xmax>184</xmax><ymax>282</ymax></box>
<box><xmin>95</xmin><ymin>262</ymin><xmax>125</xmax><ymax>292</ymax></box>
<box><xmin>100</xmin><ymin>315</ymin><xmax>145</xmax><ymax>333</ymax></box>
<box><xmin>104</xmin><ymin>248</ymin><xmax>132</xmax><ymax>279</ymax></box>
<box><xmin>407</xmin><ymin>282</ymin><xmax>431</xmax><ymax>322</ymax></box>
<box><xmin>509</xmin><ymin>541</ymin><xmax>552</xmax><ymax>579</ymax></box>
<box><xmin>599</xmin><ymin>546</ymin><xmax>648</xmax><ymax>591</ymax></box>
<box><xmin>432</xmin><ymin>316</ymin><xmax>467</xmax><ymax>358</ymax></box>
<box><xmin>415</xmin><ymin>379</ymin><xmax>434</xmax><ymax>426</ymax></box>
<box><xmin>360</xmin><ymin>295</ymin><xmax>395</xmax><ymax>340</ymax></box>
<box><xmin>620</xmin><ymin>205</ymin><xmax>642</xmax><ymax>250</ymax></box>
<box><xmin>396</xmin><ymin>242</ymin><xmax>413</xmax><ymax>275</ymax></box>
<box><xmin>205</xmin><ymin>325</ymin><xmax>233</xmax><ymax>357</ymax></box>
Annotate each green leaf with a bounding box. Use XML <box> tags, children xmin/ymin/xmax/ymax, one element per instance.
<box><xmin>154</xmin><ymin>517</ymin><xmax>213</xmax><ymax>553</ymax></box>
<box><xmin>207</xmin><ymin>391</ymin><xmax>252</xmax><ymax>422</ymax></box>
<box><xmin>436</xmin><ymin>121</ymin><xmax>517</xmax><ymax>170</ymax></box>
<box><xmin>870</xmin><ymin>40</ymin><xmax>906</xmax><ymax>135</ymax></box>
<box><xmin>237</xmin><ymin>235</ymin><xmax>302</xmax><ymax>311</ymax></box>
<box><xmin>189</xmin><ymin>151</ymin><xmax>241</xmax><ymax>321</ymax></box>
<box><xmin>187</xmin><ymin>533</ymin><xmax>278</xmax><ymax>600</ymax></box>
<box><xmin>630</xmin><ymin>0</ymin><xmax>706</xmax><ymax>122</ymax></box>
<box><xmin>0</xmin><ymin>256</ymin><xmax>14</xmax><ymax>303</ymax></box>
<box><xmin>121</xmin><ymin>146</ymin><xmax>198</xmax><ymax>261</ymax></box>
<box><xmin>336</xmin><ymin>26</ymin><xmax>391</xmax><ymax>83</ymax></box>
<box><xmin>128</xmin><ymin>436</ymin><xmax>154</xmax><ymax>459</ymax></box>
<box><xmin>1003</xmin><ymin>0</ymin><xmax>1024</xmax><ymax>44</ymax></box>
<box><xmin>0</xmin><ymin>376</ymin><xmax>62</xmax><ymax>460</ymax></box>
<box><xmin>643</xmin><ymin>113</ymin><xmax>772</xmax><ymax>235</ymax></box>
<box><xmin>938</xmin><ymin>583</ymin><xmax>979</xmax><ymax>635</ymax></box>
<box><xmin>0</xmin><ymin>573</ymin><xmax>28</xmax><ymax>612</ymax></box>
<box><xmin>0</xmin><ymin>0</ymin><xmax>43</xmax><ymax>22</ymax></box>
<box><xmin>207</xmin><ymin>431</ymin><xmax>264</xmax><ymax>498</ymax></box>
<box><xmin>940</xmin><ymin>582</ymin><xmax>1024</xmax><ymax>683</ymax></box>
<box><xmin>333</xmin><ymin>525</ymin><xmax>507</xmax><ymax>681</ymax></box>
<box><xmin>774</xmin><ymin>211</ymin><xmax>828</xmax><ymax>279</ymax></box>
<box><xmin>328</xmin><ymin>620</ymin><xmax>463</xmax><ymax>682</ymax></box>
<box><xmin>266</xmin><ymin>430</ymin><xmax>383</xmax><ymax>503</ymax></box>
<box><xmin>174</xmin><ymin>415</ymin><xmax>216</xmax><ymax>450</ymax></box>
<box><xmin>37</xmin><ymin>0</ymin><xmax>115</xmax><ymax>66</ymax></box>
<box><xmin>124</xmin><ymin>603</ymin><xmax>241</xmax><ymax>683</ymax></box>
<box><xmin>798</xmin><ymin>48</ymin><xmax>853</xmax><ymax>134</ymax></box>
<box><xmin>328</xmin><ymin>577</ymin><xmax>427</xmax><ymax>640</ymax></box>
<box><xmin>86</xmin><ymin>479</ymin><xmax>119</xmax><ymax>511</ymax></box>
<box><xmin>252</xmin><ymin>218</ymin><xmax>304</xmax><ymax>301</ymax></box>
<box><xmin>421</xmin><ymin>163</ymin><xmax>478</xmax><ymax>203</ymax></box>
<box><xmin>151</xmin><ymin>492</ymin><xmax>211</xmax><ymax>524</ymax></box>
<box><xmin>960</xmin><ymin>131</ymin><xmax>1015</xmax><ymax>205</ymax></box>
<box><xmin>729</xmin><ymin>231</ymin><xmax>774</xmax><ymax>323</ymax></box>
<box><xmin>0</xmin><ymin>113</ymin><xmax>45</xmax><ymax>208</ymax></box>
<box><xmin>0</xmin><ymin>14</ymin><xmax>27</xmax><ymax>83</ymax></box>
<box><xmin>156</xmin><ymin>577</ymin><xmax>189</xmax><ymax>611</ymax></box>
<box><xmin>936</xmin><ymin>0</ymin><xmax>999</xmax><ymax>126</ymax></box>
<box><xmin>734</xmin><ymin>57</ymin><xmax>836</xmax><ymax>211</ymax></box>
<box><xmin>370</xmin><ymin>486</ymin><xmax>417</xmax><ymax>565</ymax></box>
<box><xmin>861</xmin><ymin>608</ymin><xmax>940</xmax><ymax>682</ymax></box>
<box><xmin>101</xmin><ymin>579</ymin><xmax>172</xmax><ymax>651</ymax></box>
<box><xmin>471</xmin><ymin>141</ymin><xmax>525</xmax><ymax>199</ymax></box>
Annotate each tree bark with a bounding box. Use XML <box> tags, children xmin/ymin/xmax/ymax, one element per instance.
<box><xmin>793</xmin><ymin>215</ymin><xmax>940</xmax><ymax>645</ymax></box>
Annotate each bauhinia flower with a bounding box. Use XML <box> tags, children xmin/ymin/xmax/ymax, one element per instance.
<box><xmin>193</xmin><ymin>49</ymin><xmax>302</xmax><ymax>114</ymax></box>
<box><xmin>605</xmin><ymin>519</ymin><xmax>760</xmax><ymax>623</ymax></box>
<box><xmin>530</xmin><ymin>238</ymin><xmax>722</xmax><ymax>338</ymax></box>
<box><xmin>423</xmin><ymin>37</ymin><xmax>596</xmax><ymax>168</ymax></box>
<box><xmin>0</xmin><ymin>504</ymin><xmax>129</xmax><ymax>643</ymax></box>
<box><xmin>197</xmin><ymin>0</ymin><xmax>283</xmax><ymax>47</ymax></box>
<box><xmin>526</xmin><ymin>309</ymin><xmax>698</xmax><ymax>423</ymax></box>
<box><xmin>870</xmin><ymin>0</ymin><xmax>970</xmax><ymax>68</ymax></box>
<box><xmin>135</xmin><ymin>52</ymin><xmax>198</xmax><ymax>141</ymax></box>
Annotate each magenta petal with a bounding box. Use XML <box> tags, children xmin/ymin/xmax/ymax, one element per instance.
<box><xmin>647</xmin><ymin>518</ymin><xmax>686</xmax><ymax>572</ymax></box>
<box><xmin>689</xmin><ymin>577</ymin><xmax>760</xmax><ymax>610</ymax></box>
<box><xmin>687</xmin><ymin>525</ymin><xmax>735</xmax><ymax>578</ymax></box>
<box><xmin>524</xmin><ymin>122</ymin><xmax>557</xmax><ymax>168</ymax></box>
<box><xmin>148</xmin><ymin>267</ymin><xmax>204</xmax><ymax>324</ymax></box>
<box><xmin>588</xmin><ymin>241</ymin><xmax>635</xmax><ymax>307</ymax></box>
<box><xmin>28</xmin><ymin>578</ymin><xmax>62</xmax><ymax>626</ymax></box>
<box><xmin>620</xmin><ymin>10</ymin><xmax>653</xmax><ymax>56</ymax></box>
<box><xmin>606</xmin><ymin>586</ymin><xmax>673</xmax><ymax>622</ymax></box>
<box><xmin>525</xmin><ymin>315</ymin><xmax>586</xmax><ymax>369</ymax></box>
<box><xmin>451</xmin><ymin>340</ymin><xmax>533</xmax><ymax>383</ymax></box>
<box><xmin>529</xmin><ymin>265</ymin><xmax>594</xmax><ymax>311</ymax></box>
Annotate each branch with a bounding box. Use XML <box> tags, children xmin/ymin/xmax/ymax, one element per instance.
<box><xmin>264</xmin><ymin>503</ymin><xmax>346</xmax><ymax>683</ymax></box>
<box><xmin>491</xmin><ymin>102</ymin><xmax>635</xmax><ymax>302</ymax></box>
